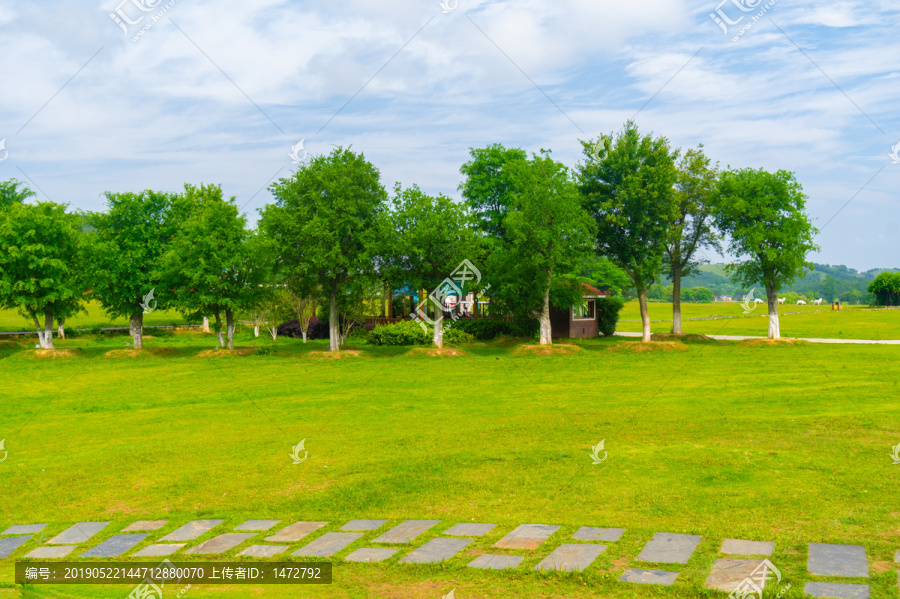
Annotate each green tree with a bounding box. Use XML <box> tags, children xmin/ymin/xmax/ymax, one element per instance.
<box><xmin>578</xmin><ymin>121</ymin><xmax>679</xmax><ymax>341</ymax></box>
<box><xmin>868</xmin><ymin>272</ymin><xmax>900</xmax><ymax>306</ymax></box>
<box><xmin>821</xmin><ymin>274</ymin><xmax>837</xmax><ymax>302</ymax></box>
<box><xmin>665</xmin><ymin>146</ymin><xmax>720</xmax><ymax>333</ymax></box>
<box><xmin>0</xmin><ymin>202</ymin><xmax>85</xmax><ymax>348</ymax></box>
<box><xmin>157</xmin><ymin>183</ymin><xmax>267</xmax><ymax>349</ymax></box>
<box><xmin>489</xmin><ymin>152</ymin><xmax>596</xmax><ymax>344</ymax></box>
<box><xmin>459</xmin><ymin>143</ymin><xmax>528</xmax><ymax>238</ymax></box>
<box><xmin>260</xmin><ymin>147</ymin><xmax>387</xmax><ymax>351</ymax></box>
<box><xmin>83</xmin><ymin>190</ymin><xmax>176</xmax><ymax>349</ymax></box>
<box><xmin>0</xmin><ymin>179</ymin><xmax>35</xmax><ymax>209</ymax></box>
<box><xmin>712</xmin><ymin>168</ymin><xmax>819</xmax><ymax>339</ymax></box>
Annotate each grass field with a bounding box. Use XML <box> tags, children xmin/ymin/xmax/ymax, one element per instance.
<box><xmin>617</xmin><ymin>302</ymin><xmax>900</xmax><ymax>340</ymax></box>
<box><xmin>2</xmin><ymin>329</ymin><xmax>899</xmax><ymax>598</ymax></box>
<box><xmin>0</xmin><ymin>301</ymin><xmax>189</xmax><ymax>333</ymax></box>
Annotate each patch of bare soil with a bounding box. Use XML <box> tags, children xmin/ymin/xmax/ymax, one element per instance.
<box><xmin>607</xmin><ymin>341</ymin><xmax>688</xmax><ymax>353</ymax></box>
<box><xmin>512</xmin><ymin>343</ymin><xmax>581</xmax><ymax>356</ymax></box>
<box><xmin>408</xmin><ymin>347</ymin><xmax>468</xmax><ymax>357</ymax></box>
<box><xmin>304</xmin><ymin>350</ymin><xmax>363</xmax><ymax>359</ymax></box>
<box><xmin>739</xmin><ymin>338</ymin><xmax>806</xmax><ymax>347</ymax></box>
<box><xmin>650</xmin><ymin>333</ymin><xmax>715</xmax><ymax>342</ymax></box>
<box><xmin>196</xmin><ymin>348</ymin><xmax>256</xmax><ymax>357</ymax></box>
<box><xmin>29</xmin><ymin>348</ymin><xmax>83</xmax><ymax>358</ymax></box>
<box><xmin>104</xmin><ymin>348</ymin><xmax>177</xmax><ymax>358</ymax></box>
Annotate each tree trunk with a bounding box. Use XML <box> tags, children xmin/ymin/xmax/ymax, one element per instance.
<box><xmin>402</xmin><ymin>296</ymin><xmax>407</xmax><ymax>318</ymax></box>
<box><xmin>672</xmin><ymin>265</ymin><xmax>683</xmax><ymax>334</ymax></box>
<box><xmin>130</xmin><ymin>312</ymin><xmax>144</xmax><ymax>349</ymax></box>
<box><xmin>34</xmin><ymin>311</ymin><xmax>55</xmax><ymax>349</ymax></box>
<box><xmin>253</xmin><ymin>324</ymin><xmax>259</xmax><ymax>338</ymax></box>
<box><xmin>214</xmin><ymin>311</ymin><xmax>225</xmax><ymax>348</ymax></box>
<box><xmin>538</xmin><ymin>270</ymin><xmax>552</xmax><ymax>345</ymax></box>
<box><xmin>766</xmin><ymin>282</ymin><xmax>780</xmax><ymax>339</ymax></box>
<box><xmin>329</xmin><ymin>291</ymin><xmax>340</xmax><ymax>352</ymax></box>
<box><xmin>301</xmin><ymin>331</ymin><xmax>307</xmax><ymax>343</ymax></box>
<box><xmin>638</xmin><ymin>288</ymin><xmax>651</xmax><ymax>342</ymax></box>
<box><xmin>386</xmin><ymin>283</ymin><xmax>394</xmax><ymax>319</ymax></box>
<box><xmin>57</xmin><ymin>317</ymin><xmax>66</xmax><ymax>339</ymax></box>
<box><xmin>433</xmin><ymin>306</ymin><xmax>444</xmax><ymax>348</ymax></box>
<box><xmin>202</xmin><ymin>316</ymin><xmax>210</xmax><ymax>333</ymax></box>
<box><xmin>225</xmin><ymin>309</ymin><xmax>235</xmax><ymax>350</ymax></box>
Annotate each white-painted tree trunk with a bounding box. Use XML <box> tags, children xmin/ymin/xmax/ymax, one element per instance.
<box><xmin>253</xmin><ymin>324</ymin><xmax>259</xmax><ymax>338</ymax></box>
<box><xmin>538</xmin><ymin>279</ymin><xmax>552</xmax><ymax>345</ymax></box>
<box><xmin>329</xmin><ymin>292</ymin><xmax>340</xmax><ymax>352</ymax></box>
<box><xmin>672</xmin><ymin>265</ymin><xmax>683</xmax><ymax>334</ymax></box>
<box><xmin>202</xmin><ymin>316</ymin><xmax>210</xmax><ymax>333</ymax></box>
<box><xmin>638</xmin><ymin>288</ymin><xmax>652</xmax><ymax>342</ymax></box>
<box><xmin>214</xmin><ymin>311</ymin><xmax>225</xmax><ymax>348</ymax></box>
<box><xmin>57</xmin><ymin>317</ymin><xmax>66</xmax><ymax>339</ymax></box>
<box><xmin>766</xmin><ymin>283</ymin><xmax>780</xmax><ymax>339</ymax></box>
<box><xmin>301</xmin><ymin>331</ymin><xmax>307</xmax><ymax>343</ymax></box>
<box><xmin>34</xmin><ymin>311</ymin><xmax>54</xmax><ymax>349</ymax></box>
<box><xmin>433</xmin><ymin>307</ymin><xmax>444</xmax><ymax>348</ymax></box>
<box><xmin>225</xmin><ymin>309</ymin><xmax>235</xmax><ymax>350</ymax></box>
<box><xmin>129</xmin><ymin>312</ymin><xmax>144</xmax><ymax>349</ymax></box>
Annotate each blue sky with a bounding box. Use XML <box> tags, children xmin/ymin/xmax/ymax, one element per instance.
<box><xmin>0</xmin><ymin>0</ymin><xmax>897</xmax><ymax>270</ymax></box>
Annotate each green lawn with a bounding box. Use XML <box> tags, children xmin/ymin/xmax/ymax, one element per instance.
<box><xmin>0</xmin><ymin>301</ymin><xmax>189</xmax><ymax>333</ymax></box>
<box><xmin>617</xmin><ymin>301</ymin><xmax>900</xmax><ymax>340</ymax></box>
<box><xmin>1</xmin><ymin>331</ymin><xmax>899</xmax><ymax>598</ymax></box>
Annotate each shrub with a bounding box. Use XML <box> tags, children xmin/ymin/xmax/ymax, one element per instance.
<box><xmin>443</xmin><ymin>327</ymin><xmax>474</xmax><ymax>345</ymax></box>
<box><xmin>597</xmin><ymin>297</ymin><xmax>625</xmax><ymax>336</ymax></box>
<box><xmin>366</xmin><ymin>320</ymin><xmax>430</xmax><ymax>346</ymax></box>
<box><xmin>277</xmin><ymin>316</ymin><xmax>329</xmax><ymax>340</ymax></box>
<box><xmin>449</xmin><ymin>317</ymin><xmax>539</xmax><ymax>340</ymax></box>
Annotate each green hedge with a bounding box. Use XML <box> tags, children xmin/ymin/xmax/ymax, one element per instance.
<box><xmin>597</xmin><ymin>297</ymin><xmax>625</xmax><ymax>336</ymax></box>
<box><xmin>366</xmin><ymin>320</ymin><xmax>430</xmax><ymax>346</ymax></box>
<box><xmin>447</xmin><ymin>317</ymin><xmax>538</xmax><ymax>340</ymax></box>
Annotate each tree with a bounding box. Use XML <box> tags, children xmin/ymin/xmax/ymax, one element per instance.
<box><xmin>488</xmin><ymin>152</ymin><xmax>596</xmax><ymax>344</ymax></box>
<box><xmin>83</xmin><ymin>190</ymin><xmax>176</xmax><ymax>349</ymax></box>
<box><xmin>157</xmin><ymin>183</ymin><xmax>267</xmax><ymax>349</ymax></box>
<box><xmin>261</xmin><ymin>147</ymin><xmax>387</xmax><ymax>352</ymax></box>
<box><xmin>285</xmin><ymin>290</ymin><xmax>317</xmax><ymax>343</ymax></box>
<box><xmin>459</xmin><ymin>144</ymin><xmax>528</xmax><ymax>238</ymax></box>
<box><xmin>577</xmin><ymin>121</ymin><xmax>679</xmax><ymax>342</ymax></box>
<box><xmin>868</xmin><ymin>272</ymin><xmax>900</xmax><ymax>306</ymax></box>
<box><xmin>0</xmin><ymin>179</ymin><xmax>35</xmax><ymax>209</ymax></box>
<box><xmin>712</xmin><ymin>168</ymin><xmax>819</xmax><ymax>339</ymax></box>
<box><xmin>665</xmin><ymin>146</ymin><xmax>720</xmax><ymax>333</ymax></box>
<box><xmin>383</xmin><ymin>184</ymin><xmax>477</xmax><ymax>348</ymax></box>
<box><xmin>0</xmin><ymin>202</ymin><xmax>85</xmax><ymax>348</ymax></box>
<box><xmin>821</xmin><ymin>274</ymin><xmax>837</xmax><ymax>303</ymax></box>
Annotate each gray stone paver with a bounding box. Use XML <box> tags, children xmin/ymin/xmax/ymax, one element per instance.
<box><xmin>372</xmin><ymin>520</ymin><xmax>441</xmax><ymax>544</ymax></box>
<box><xmin>572</xmin><ymin>527</ymin><xmax>625</xmax><ymax>542</ymax></box>
<box><xmin>467</xmin><ymin>554</ymin><xmax>524</xmax><ymax>570</ymax></box>
<box><xmin>0</xmin><ymin>536</ymin><xmax>31</xmax><ymax>559</ymax></box>
<box><xmin>720</xmin><ymin>538</ymin><xmax>774</xmax><ymax>556</ymax></box>
<box><xmin>493</xmin><ymin>524</ymin><xmax>560</xmax><ymax>550</ymax></box>
<box><xmin>2</xmin><ymin>524</ymin><xmax>46</xmax><ymax>535</ymax></box>
<box><xmin>132</xmin><ymin>544</ymin><xmax>184</xmax><ymax>557</ymax></box>
<box><xmin>80</xmin><ymin>534</ymin><xmax>147</xmax><ymax>558</ymax></box>
<box><xmin>619</xmin><ymin>568</ymin><xmax>679</xmax><ymax>585</ymax></box>
<box><xmin>636</xmin><ymin>532</ymin><xmax>701</xmax><ymax>564</ymax></box>
<box><xmin>705</xmin><ymin>559</ymin><xmax>768</xmax><ymax>592</ymax></box>
<box><xmin>345</xmin><ymin>547</ymin><xmax>398</xmax><ymax>563</ymax></box>
<box><xmin>292</xmin><ymin>532</ymin><xmax>363</xmax><ymax>557</ymax></box>
<box><xmin>341</xmin><ymin>519</ymin><xmax>387</xmax><ymax>532</ymax></box>
<box><xmin>234</xmin><ymin>520</ymin><xmax>280</xmax><ymax>531</ymax></box>
<box><xmin>804</xmin><ymin>582</ymin><xmax>870</xmax><ymax>598</ymax></box>
<box><xmin>48</xmin><ymin>522</ymin><xmax>109</xmax><ymax>545</ymax></box>
<box><xmin>443</xmin><ymin>523</ymin><xmax>495</xmax><ymax>537</ymax></box>
<box><xmin>238</xmin><ymin>544</ymin><xmax>289</xmax><ymax>557</ymax></box>
<box><xmin>159</xmin><ymin>520</ymin><xmax>223</xmax><ymax>542</ymax></box>
<box><xmin>121</xmin><ymin>520</ymin><xmax>167</xmax><ymax>532</ymax></box>
<box><xmin>265</xmin><ymin>521</ymin><xmax>328</xmax><ymax>543</ymax></box>
<box><xmin>399</xmin><ymin>538</ymin><xmax>471</xmax><ymax>564</ymax></box>
<box><xmin>26</xmin><ymin>546</ymin><xmax>76</xmax><ymax>558</ymax></box>
<box><xmin>184</xmin><ymin>533</ymin><xmax>256</xmax><ymax>555</ymax></box>
<box><xmin>808</xmin><ymin>543</ymin><xmax>869</xmax><ymax>578</ymax></box>
<box><xmin>894</xmin><ymin>549</ymin><xmax>899</xmax><ymax>563</ymax></box>
<box><xmin>534</xmin><ymin>543</ymin><xmax>607</xmax><ymax>572</ymax></box>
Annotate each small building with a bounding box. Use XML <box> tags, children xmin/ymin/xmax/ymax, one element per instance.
<box><xmin>550</xmin><ymin>284</ymin><xmax>613</xmax><ymax>339</ymax></box>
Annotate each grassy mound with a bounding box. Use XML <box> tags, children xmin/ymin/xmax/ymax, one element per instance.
<box><xmin>407</xmin><ymin>347</ymin><xmax>468</xmax><ymax>357</ymax></box>
<box><xmin>511</xmin><ymin>343</ymin><xmax>580</xmax><ymax>356</ymax></box>
<box><xmin>608</xmin><ymin>341</ymin><xmax>689</xmax><ymax>353</ymax></box>
<box><xmin>197</xmin><ymin>348</ymin><xmax>257</xmax><ymax>357</ymax></box>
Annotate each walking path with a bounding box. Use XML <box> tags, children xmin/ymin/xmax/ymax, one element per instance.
<box><xmin>614</xmin><ymin>332</ymin><xmax>900</xmax><ymax>345</ymax></box>
<box><xmin>2</xmin><ymin>517</ymin><xmax>892</xmax><ymax>596</ymax></box>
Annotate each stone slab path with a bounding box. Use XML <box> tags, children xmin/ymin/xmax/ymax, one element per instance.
<box><xmin>399</xmin><ymin>538</ymin><xmax>471</xmax><ymax>564</ymax></box>
<box><xmin>443</xmin><ymin>523</ymin><xmax>495</xmax><ymax>537</ymax></box>
<box><xmin>238</xmin><ymin>544</ymin><xmax>288</xmax><ymax>557</ymax></box>
<box><xmin>572</xmin><ymin>527</ymin><xmax>624</xmax><ymax>542</ymax></box>
<box><xmin>345</xmin><ymin>547</ymin><xmax>397</xmax><ymax>563</ymax></box>
<box><xmin>340</xmin><ymin>520</ymin><xmax>386</xmax><ymax>532</ymax></box>
<box><xmin>132</xmin><ymin>544</ymin><xmax>184</xmax><ymax>557</ymax></box>
<box><xmin>25</xmin><ymin>546</ymin><xmax>75</xmax><ymax>558</ymax></box>
<box><xmin>48</xmin><ymin>522</ymin><xmax>108</xmax><ymax>545</ymax></box>
<box><xmin>619</xmin><ymin>568</ymin><xmax>678</xmax><ymax>586</ymax></box>
<box><xmin>1</xmin><ymin>524</ymin><xmax>45</xmax><ymax>535</ymax></box>
<box><xmin>80</xmin><ymin>534</ymin><xmax>147</xmax><ymax>558</ymax></box>
<box><xmin>493</xmin><ymin>524</ymin><xmax>560</xmax><ymax>550</ymax></box>
<box><xmin>234</xmin><ymin>520</ymin><xmax>280</xmax><ymax>531</ymax></box>
<box><xmin>184</xmin><ymin>533</ymin><xmax>256</xmax><ymax>555</ymax></box>
<box><xmin>122</xmin><ymin>521</ymin><xmax>167</xmax><ymax>532</ymax></box>
<box><xmin>0</xmin><ymin>536</ymin><xmax>31</xmax><ymax>559</ymax></box>
<box><xmin>808</xmin><ymin>543</ymin><xmax>869</xmax><ymax>578</ymax></box>
<box><xmin>159</xmin><ymin>520</ymin><xmax>223</xmax><ymax>542</ymax></box>
<box><xmin>636</xmin><ymin>532</ymin><xmax>701</xmax><ymax>564</ymax></box>
<box><xmin>265</xmin><ymin>521</ymin><xmax>327</xmax><ymax>542</ymax></box>
<box><xmin>468</xmin><ymin>554</ymin><xmax>524</xmax><ymax>570</ymax></box>
<box><xmin>705</xmin><ymin>558</ymin><xmax>767</xmax><ymax>593</ymax></box>
<box><xmin>720</xmin><ymin>538</ymin><xmax>774</xmax><ymax>556</ymax></box>
<box><xmin>292</xmin><ymin>532</ymin><xmax>363</xmax><ymax>557</ymax></box>
<box><xmin>372</xmin><ymin>520</ymin><xmax>440</xmax><ymax>544</ymax></box>
<box><xmin>804</xmin><ymin>582</ymin><xmax>870</xmax><ymax>598</ymax></box>
<box><xmin>534</xmin><ymin>543</ymin><xmax>606</xmax><ymax>572</ymax></box>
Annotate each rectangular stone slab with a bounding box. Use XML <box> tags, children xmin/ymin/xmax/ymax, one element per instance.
<box><xmin>636</xmin><ymin>532</ymin><xmax>701</xmax><ymax>564</ymax></box>
<box><xmin>467</xmin><ymin>554</ymin><xmax>524</xmax><ymax>570</ymax></box>
<box><xmin>804</xmin><ymin>582</ymin><xmax>870</xmax><ymax>598</ymax></box>
<box><xmin>534</xmin><ymin>543</ymin><xmax>607</xmax><ymax>572</ymax></box>
<box><xmin>2</xmin><ymin>524</ymin><xmax>46</xmax><ymax>535</ymax></box>
<box><xmin>619</xmin><ymin>568</ymin><xmax>679</xmax><ymax>586</ymax></box>
<box><xmin>705</xmin><ymin>559</ymin><xmax>770</xmax><ymax>592</ymax></box>
<box><xmin>265</xmin><ymin>521</ymin><xmax>327</xmax><ymax>543</ymax></box>
<box><xmin>0</xmin><ymin>536</ymin><xmax>31</xmax><ymax>559</ymax></box>
<box><xmin>808</xmin><ymin>543</ymin><xmax>869</xmax><ymax>578</ymax></box>
<box><xmin>399</xmin><ymin>538</ymin><xmax>471</xmax><ymax>564</ymax></box>
<box><xmin>443</xmin><ymin>523</ymin><xmax>495</xmax><ymax>537</ymax></box>
<box><xmin>238</xmin><ymin>544</ymin><xmax>288</xmax><ymax>557</ymax></box>
<box><xmin>345</xmin><ymin>547</ymin><xmax>397</xmax><ymax>562</ymax></box>
<box><xmin>341</xmin><ymin>519</ymin><xmax>387</xmax><ymax>532</ymax></box>
<box><xmin>184</xmin><ymin>533</ymin><xmax>256</xmax><ymax>555</ymax></box>
<box><xmin>371</xmin><ymin>520</ymin><xmax>441</xmax><ymax>544</ymax></box>
<box><xmin>132</xmin><ymin>544</ymin><xmax>184</xmax><ymax>557</ymax></box>
<box><xmin>80</xmin><ymin>534</ymin><xmax>147</xmax><ymax>558</ymax></box>
<box><xmin>720</xmin><ymin>539</ymin><xmax>774</xmax><ymax>556</ymax></box>
<box><xmin>159</xmin><ymin>520</ymin><xmax>223</xmax><ymax>542</ymax></box>
<box><xmin>292</xmin><ymin>532</ymin><xmax>363</xmax><ymax>557</ymax></box>
<box><xmin>122</xmin><ymin>520</ymin><xmax>168</xmax><ymax>532</ymax></box>
<box><xmin>572</xmin><ymin>527</ymin><xmax>625</xmax><ymax>542</ymax></box>
<box><xmin>26</xmin><ymin>546</ymin><xmax>76</xmax><ymax>558</ymax></box>
<box><xmin>48</xmin><ymin>522</ymin><xmax>109</xmax><ymax>545</ymax></box>
<box><xmin>493</xmin><ymin>524</ymin><xmax>560</xmax><ymax>550</ymax></box>
<box><xmin>234</xmin><ymin>520</ymin><xmax>280</xmax><ymax>531</ymax></box>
